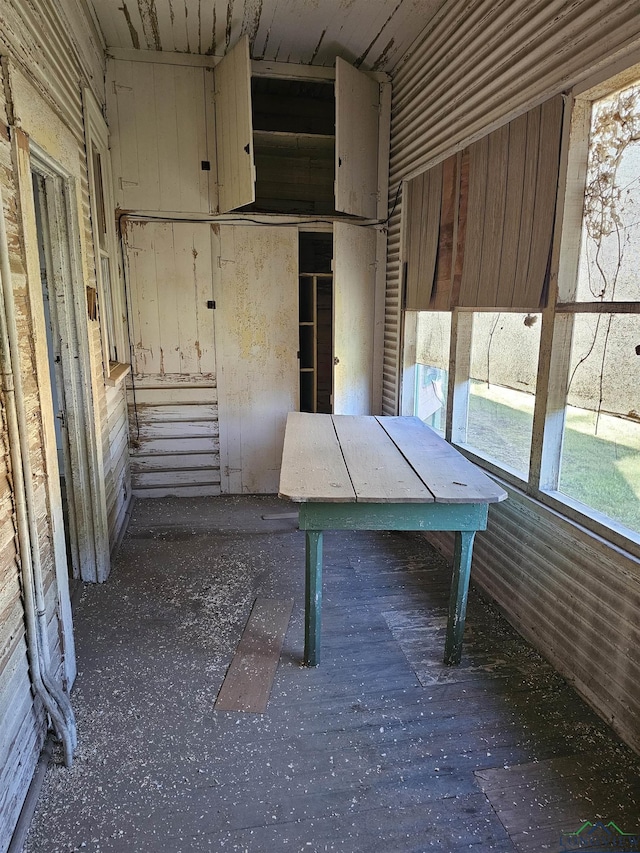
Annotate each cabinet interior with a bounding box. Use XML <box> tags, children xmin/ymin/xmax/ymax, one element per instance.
<box><xmin>299</xmin><ymin>232</ymin><xmax>333</xmax><ymax>413</ymax></box>
<box><xmin>249</xmin><ymin>78</ymin><xmax>337</xmax><ymax>215</ymax></box>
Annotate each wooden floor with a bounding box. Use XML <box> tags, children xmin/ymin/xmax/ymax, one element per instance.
<box><xmin>24</xmin><ymin>496</ymin><xmax>640</xmax><ymax>853</ymax></box>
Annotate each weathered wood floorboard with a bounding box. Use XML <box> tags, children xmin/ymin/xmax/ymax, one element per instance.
<box><xmin>214</xmin><ymin>597</ymin><xmax>294</xmax><ymax>713</ymax></box>
<box><xmin>24</xmin><ymin>498</ymin><xmax>640</xmax><ymax>853</ymax></box>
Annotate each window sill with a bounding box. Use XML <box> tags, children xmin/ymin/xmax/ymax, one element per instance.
<box><xmin>105</xmin><ymin>361</ymin><xmax>131</xmax><ymax>387</ymax></box>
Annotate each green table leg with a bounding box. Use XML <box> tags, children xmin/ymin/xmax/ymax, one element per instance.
<box><xmin>444</xmin><ymin>530</ymin><xmax>476</xmax><ymax>666</ymax></box>
<box><xmin>304</xmin><ymin>530</ymin><xmax>323</xmax><ymax>666</ymax></box>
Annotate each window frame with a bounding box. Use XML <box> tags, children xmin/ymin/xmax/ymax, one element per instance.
<box><xmin>400</xmin><ymin>65</ymin><xmax>640</xmax><ymax>559</ymax></box>
<box><xmin>535</xmin><ymin>76</ymin><xmax>640</xmax><ymax>552</ymax></box>
<box><xmin>83</xmin><ymin>88</ymin><xmax>130</xmax><ymax>385</ymax></box>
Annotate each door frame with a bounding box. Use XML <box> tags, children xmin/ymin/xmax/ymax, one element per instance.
<box><xmin>18</xmin><ymin>136</ymin><xmax>110</xmax><ymax>585</ymax></box>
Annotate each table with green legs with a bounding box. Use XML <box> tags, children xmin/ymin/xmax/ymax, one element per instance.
<box><xmin>279</xmin><ymin>413</ymin><xmax>507</xmax><ymax>667</ymax></box>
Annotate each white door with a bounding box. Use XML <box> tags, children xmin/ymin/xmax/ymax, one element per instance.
<box><xmin>335</xmin><ymin>58</ymin><xmax>380</xmax><ymax>219</ymax></box>
<box><xmin>215</xmin><ymin>225</ymin><xmax>299</xmax><ymax>493</ymax></box>
<box><xmin>214</xmin><ymin>35</ymin><xmax>255</xmax><ymax>213</ymax></box>
<box><xmin>333</xmin><ymin>222</ymin><xmax>377</xmax><ymax>415</ymax></box>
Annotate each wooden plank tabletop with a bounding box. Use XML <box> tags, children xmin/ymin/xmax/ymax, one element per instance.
<box><xmin>332</xmin><ymin>415</ymin><xmax>434</xmax><ymax>504</ymax></box>
<box><xmin>279</xmin><ymin>412</ymin><xmax>507</xmax><ymax>506</ymax></box>
<box><xmin>279</xmin><ymin>412</ymin><xmax>354</xmax><ymax>502</ymax></box>
<box><xmin>377</xmin><ymin>416</ymin><xmax>507</xmax><ymax>505</ymax></box>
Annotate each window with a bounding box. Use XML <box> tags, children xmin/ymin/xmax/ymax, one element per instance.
<box><xmin>400</xmin><ymin>68</ymin><xmax>640</xmax><ymax>552</ymax></box>
<box><xmin>465</xmin><ymin>312</ymin><xmax>541</xmax><ymax>479</ymax></box>
<box><xmin>558</xmin><ymin>314</ymin><xmax>640</xmax><ymax>533</ymax></box>
<box><xmin>403</xmin><ymin>312</ymin><xmax>450</xmax><ymax>435</ymax></box>
<box><xmin>84</xmin><ymin>89</ymin><xmax>129</xmax><ymax>384</ymax></box>
<box><xmin>550</xmin><ymin>78</ymin><xmax>640</xmax><ymax>537</ymax></box>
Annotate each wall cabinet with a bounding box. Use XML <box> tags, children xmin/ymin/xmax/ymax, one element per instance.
<box><xmin>110</xmin><ymin>44</ymin><xmax>387</xmax><ymax>494</ymax></box>
<box><xmin>107</xmin><ymin>61</ymin><xmax>216</xmax><ymax>214</ymax></box>
<box><xmin>124</xmin><ymin>220</ymin><xmax>379</xmax><ymax>495</ymax></box>
<box><xmin>107</xmin><ymin>42</ymin><xmax>388</xmax><ymax>218</ymax></box>
<box><xmin>214</xmin><ymin>36</ymin><xmax>384</xmax><ymax>217</ymax></box>
<box><xmin>297</xmin><ymin>226</ymin><xmax>377</xmax><ymax>417</ymax></box>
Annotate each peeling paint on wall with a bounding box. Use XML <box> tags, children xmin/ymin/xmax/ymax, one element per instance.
<box><xmin>120</xmin><ymin>1</ymin><xmax>141</xmax><ymax>49</ymax></box>
<box><xmin>355</xmin><ymin>0</ymin><xmax>403</xmax><ymax>67</ymax></box>
<box><xmin>310</xmin><ymin>28</ymin><xmax>326</xmax><ymax>65</ymax></box>
<box><xmin>138</xmin><ymin>0</ymin><xmax>162</xmax><ymax>50</ymax></box>
<box><xmin>206</xmin><ymin>7</ymin><xmax>217</xmax><ymax>54</ymax></box>
<box><xmin>372</xmin><ymin>37</ymin><xmax>394</xmax><ymax>72</ymax></box>
<box><xmin>225</xmin><ymin>0</ymin><xmax>235</xmax><ymax>51</ymax></box>
<box><xmin>241</xmin><ymin>0</ymin><xmax>263</xmax><ymax>53</ymax></box>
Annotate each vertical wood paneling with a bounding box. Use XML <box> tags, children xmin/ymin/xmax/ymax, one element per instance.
<box><xmin>92</xmin><ymin>0</ymin><xmax>443</xmax><ymax>73</ymax></box>
<box><xmin>107</xmin><ymin>59</ymin><xmax>214</xmax><ymax>213</ymax></box>
<box><xmin>456</xmin><ymin>96</ymin><xmax>562</xmax><ymax>309</ymax></box>
<box><xmin>125</xmin><ymin>220</ymin><xmax>218</xmax><ymax>497</ymax></box>
<box><xmin>333</xmin><ymin>222</ymin><xmax>377</xmax><ymax>415</ymax></box>
<box><xmin>335</xmin><ymin>57</ymin><xmax>380</xmax><ymax>219</ymax></box>
<box><xmin>213</xmin><ymin>35</ymin><xmax>255</xmax><ymax>213</ymax></box>
<box><xmin>404</xmin><ymin>164</ymin><xmax>442</xmax><ymax>311</ymax></box>
<box><xmin>126</xmin><ymin>220</ymin><xmax>216</xmax><ymax>377</ymax></box>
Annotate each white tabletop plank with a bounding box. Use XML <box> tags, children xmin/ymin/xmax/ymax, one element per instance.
<box><xmin>376</xmin><ymin>416</ymin><xmax>507</xmax><ymax>505</ymax></box>
<box><xmin>332</xmin><ymin>415</ymin><xmax>435</xmax><ymax>503</ymax></box>
<box><xmin>279</xmin><ymin>412</ymin><xmax>355</xmax><ymax>502</ymax></box>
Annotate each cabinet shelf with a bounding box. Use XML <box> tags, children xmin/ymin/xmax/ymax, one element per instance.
<box><xmin>253</xmin><ymin>129</ymin><xmax>335</xmax><ymax>148</ymax></box>
<box><xmin>214</xmin><ymin>37</ymin><xmax>384</xmax><ymax>218</ymax></box>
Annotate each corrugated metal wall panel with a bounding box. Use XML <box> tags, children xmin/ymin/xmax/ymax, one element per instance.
<box><xmin>425</xmin><ymin>488</ymin><xmax>640</xmax><ymax>753</ymax></box>
<box><xmin>385</xmin><ymin>0</ymin><xmax>640</xmax><ymax>751</ymax></box>
<box><xmin>0</xmin><ymin>0</ymin><xmax>104</xmax><ymax>137</ymax></box>
<box><xmin>384</xmin><ymin>0</ymin><xmax>640</xmax><ymax>414</ymax></box>
<box><xmin>381</xmin><ymin>210</ymin><xmax>402</xmax><ymax>414</ymax></box>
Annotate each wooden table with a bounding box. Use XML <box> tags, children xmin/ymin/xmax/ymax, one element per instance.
<box><xmin>279</xmin><ymin>413</ymin><xmax>507</xmax><ymax>666</ymax></box>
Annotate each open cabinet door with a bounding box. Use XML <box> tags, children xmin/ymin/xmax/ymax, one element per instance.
<box><xmin>335</xmin><ymin>58</ymin><xmax>380</xmax><ymax>219</ymax></box>
<box><xmin>215</xmin><ymin>225</ymin><xmax>299</xmax><ymax>493</ymax></box>
<box><xmin>214</xmin><ymin>35</ymin><xmax>255</xmax><ymax>213</ymax></box>
<box><xmin>333</xmin><ymin>222</ymin><xmax>377</xmax><ymax>414</ymax></box>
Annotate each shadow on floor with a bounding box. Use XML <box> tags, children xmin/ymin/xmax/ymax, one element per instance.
<box><xmin>24</xmin><ymin>496</ymin><xmax>640</xmax><ymax>853</ymax></box>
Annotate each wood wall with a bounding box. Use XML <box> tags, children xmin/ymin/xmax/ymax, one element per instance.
<box><xmin>0</xmin><ymin>1</ymin><xmax>130</xmax><ymax>849</ymax></box>
<box><xmin>384</xmin><ymin>0</ymin><xmax>640</xmax><ymax>753</ymax></box>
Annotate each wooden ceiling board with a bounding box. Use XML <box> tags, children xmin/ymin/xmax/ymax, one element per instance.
<box><xmin>91</xmin><ymin>0</ymin><xmax>443</xmax><ymax>71</ymax></box>
<box><xmin>117</xmin><ymin>0</ymin><xmax>146</xmax><ymax>50</ymax></box>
